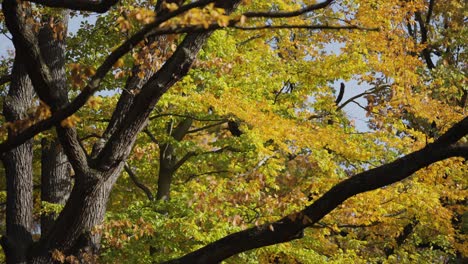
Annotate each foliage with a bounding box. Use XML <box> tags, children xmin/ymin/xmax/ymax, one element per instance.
<box><xmin>0</xmin><ymin>0</ymin><xmax>466</xmax><ymax>263</ymax></box>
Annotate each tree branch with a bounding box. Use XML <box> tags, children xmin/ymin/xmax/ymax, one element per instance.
<box><xmin>336</xmin><ymin>86</ymin><xmax>382</xmax><ymax>111</ymax></box>
<box><xmin>124</xmin><ymin>164</ymin><xmax>154</xmax><ymax>201</ymax></box>
<box><xmin>184</xmin><ymin>170</ymin><xmax>229</xmax><ymax>183</ymax></box>
<box><xmin>0</xmin><ymin>74</ymin><xmax>12</xmax><ymax>86</ymax></box>
<box><xmin>243</xmin><ymin>0</ymin><xmax>334</xmax><ymax>19</ymax></box>
<box><xmin>171</xmin><ymin>151</ymin><xmax>196</xmax><ymax>172</ymax></box>
<box><xmin>426</xmin><ymin>0</ymin><xmax>435</xmax><ymax>25</ymax></box>
<box><xmin>26</xmin><ymin>0</ymin><xmax>119</xmax><ymax>13</ymax></box>
<box><xmin>335</xmin><ymin>82</ymin><xmax>345</xmax><ymax>105</ymax></box>
<box><xmin>143</xmin><ymin>129</ymin><xmax>159</xmax><ymax>145</ymax></box>
<box><xmin>163</xmin><ymin>117</ymin><xmax>468</xmax><ymax>263</ymax></box>
<box><xmin>187</xmin><ymin>121</ymin><xmax>227</xmax><ymax>134</ymax></box>
<box><xmin>415</xmin><ymin>11</ymin><xmax>435</xmax><ymax>69</ymax></box>
<box><xmin>150</xmin><ymin>113</ymin><xmax>226</xmax><ymax>122</ymax></box>
<box><xmin>233</xmin><ymin>24</ymin><xmax>378</xmax><ymax>31</ymax></box>
<box><xmin>0</xmin><ymin>0</ymin><xmax>220</xmax><ymax>155</ymax></box>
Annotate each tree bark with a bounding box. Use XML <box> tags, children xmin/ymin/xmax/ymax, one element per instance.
<box><xmin>40</xmin><ymin>139</ymin><xmax>72</xmax><ymax>236</ymax></box>
<box><xmin>37</xmin><ymin>10</ymin><xmax>72</xmax><ymax>237</ymax></box>
<box><xmin>1</xmin><ymin>54</ymin><xmax>35</xmax><ymax>263</ymax></box>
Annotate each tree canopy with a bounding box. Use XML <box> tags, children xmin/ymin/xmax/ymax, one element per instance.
<box><xmin>0</xmin><ymin>0</ymin><xmax>466</xmax><ymax>263</ymax></box>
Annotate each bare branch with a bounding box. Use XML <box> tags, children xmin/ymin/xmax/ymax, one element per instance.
<box><xmin>336</xmin><ymin>85</ymin><xmax>389</xmax><ymax>111</ymax></box>
<box><xmin>143</xmin><ymin>129</ymin><xmax>159</xmax><ymax>145</ymax></box>
<box><xmin>26</xmin><ymin>0</ymin><xmax>119</xmax><ymax>13</ymax></box>
<box><xmin>124</xmin><ymin>164</ymin><xmax>154</xmax><ymax>201</ymax></box>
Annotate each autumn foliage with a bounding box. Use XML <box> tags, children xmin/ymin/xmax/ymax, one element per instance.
<box><xmin>0</xmin><ymin>0</ymin><xmax>466</xmax><ymax>263</ymax></box>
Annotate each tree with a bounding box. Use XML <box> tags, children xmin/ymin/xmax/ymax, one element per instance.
<box><xmin>0</xmin><ymin>0</ymin><xmax>466</xmax><ymax>263</ymax></box>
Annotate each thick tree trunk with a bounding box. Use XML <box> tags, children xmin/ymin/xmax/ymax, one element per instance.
<box><xmin>40</xmin><ymin>139</ymin><xmax>72</xmax><ymax>236</ymax></box>
<box><xmin>1</xmin><ymin>54</ymin><xmax>35</xmax><ymax>263</ymax></box>
<box><xmin>31</xmin><ymin>167</ymin><xmax>122</xmax><ymax>262</ymax></box>
<box><xmin>36</xmin><ymin>10</ymin><xmax>73</xmax><ymax>238</ymax></box>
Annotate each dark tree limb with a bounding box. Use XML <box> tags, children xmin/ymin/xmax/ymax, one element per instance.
<box><xmin>415</xmin><ymin>11</ymin><xmax>435</xmax><ymax>69</ymax></box>
<box><xmin>144</xmin><ymin>129</ymin><xmax>159</xmax><ymax>145</ymax></box>
<box><xmin>163</xmin><ymin>117</ymin><xmax>467</xmax><ymax>264</ymax></box>
<box><xmin>187</xmin><ymin>120</ymin><xmax>227</xmax><ymax>134</ymax></box>
<box><xmin>171</xmin><ymin>151</ymin><xmax>197</xmax><ymax>172</ymax></box>
<box><xmin>0</xmin><ymin>74</ymin><xmax>12</xmax><ymax>86</ymax></box>
<box><xmin>0</xmin><ymin>0</ymin><xmax>218</xmax><ymax>155</ymax></box>
<box><xmin>26</xmin><ymin>0</ymin><xmax>119</xmax><ymax>13</ymax></box>
<box><xmin>150</xmin><ymin>113</ymin><xmax>226</xmax><ymax>122</ymax></box>
<box><xmin>124</xmin><ymin>164</ymin><xmax>154</xmax><ymax>201</ymax></box>
<box><xmin>336</xmin><ymin>86</ymin><xmax>382</xmax><ymax>111</ymax></box>
<box><xmin>426</xmin><ymin>0</ymin><xmax>435</xmax><ymax>25</ymax></box>
<box><xmin>243</xmin><ymin>0</ymin><xmax>334</xmax><ymax>18</ymax></box>
<box><xmin>335</xmin><ymin>82</ymin><xmax>345</xmax><ymax>105</ymax></box>
<box><xmin>233</xmin><ymin>24</ymin><xmax>378</xmax><ymax>31</ymax></box>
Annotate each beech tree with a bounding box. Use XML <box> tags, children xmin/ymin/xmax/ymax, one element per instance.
<box><xmin>0</xmin><ymin>0</ymin><xmax>466</xmax><ymax>263</ymax></box>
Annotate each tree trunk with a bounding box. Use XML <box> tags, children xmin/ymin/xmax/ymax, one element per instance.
<box><xmin>156</xmin><ymin>118</ymin><xmax>192</xmax><ymax>200</ymax></box>
<box><xmin>1</xmin><ymin>54</ymin><xmax>35</xmax><ymax>263</ymax></box>
<box><xmin>40</xmin><ymin>139</ymin><xmax>72</xmax><ymax>236</ymax></box>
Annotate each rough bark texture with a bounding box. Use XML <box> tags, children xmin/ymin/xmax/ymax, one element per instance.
<box><xmin>40</xmin><ymin>139</ymin><xmax>72</xmax><ymax>236</ymax></box>
<box><xmin>38</xmin><ymin>10</ymin><xmax>73</xmax><ymax>238</ymax></box>
<box><xmin>1</xmin><ymin>54</ymin><xmax>35</xmax><ymax>263</ymax></box>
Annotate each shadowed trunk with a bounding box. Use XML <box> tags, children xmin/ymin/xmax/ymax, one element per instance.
<box><xmin>156</xmin><ymin>118</ymin><xmax>193</xmax><ymax>200</ymax></box>
<box><xmin>40</xmin><ymin>139</ymin><xmax>72</xmax><ymax>236</ymax></box>
<box><xmin>1</xmin><ymin>53</ymin><xmax>35</xmax><ymax>263</ymax></box>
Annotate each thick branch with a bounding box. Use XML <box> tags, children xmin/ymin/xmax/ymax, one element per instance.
<box><xmin>164</xmin><ymin>117</ymin><xmax>468</xmax><ymax>263</ymax></box>
<box><xmin>27</xmin><ymin>0</ymin><xmax>118</xmax><ymax>13</ymax></box>
<box><xmin>0</xmin><ymin>0</ymin><xmax>219</xmax><ymax>154</ymax></box>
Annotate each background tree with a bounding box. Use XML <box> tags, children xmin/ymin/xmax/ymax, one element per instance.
<box><xmin>0</xmin><ymin>0</ymin><xmax>466</xmax><ymax>263</ymax></box>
